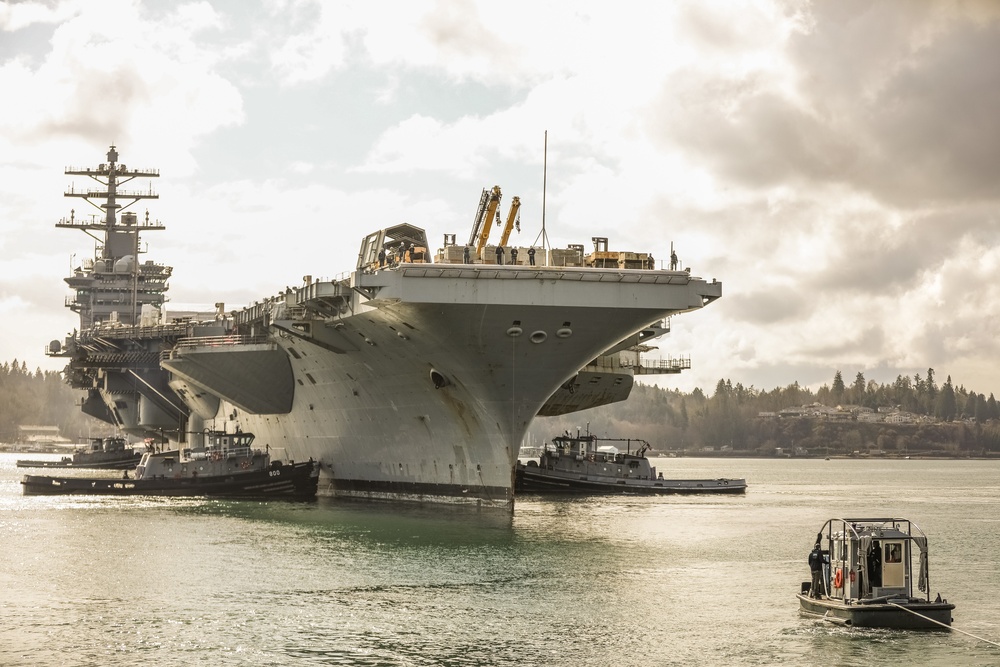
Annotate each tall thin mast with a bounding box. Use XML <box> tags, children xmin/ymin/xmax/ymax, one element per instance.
<box><xmin>542</xmin><ymin>130</ymin><xmax>549</xmax><ymax>253</ymax></box>
<box><xmin>534</xmin><ymin>130</ymin><xmax>551</xmax><ymax>259</ymax></box>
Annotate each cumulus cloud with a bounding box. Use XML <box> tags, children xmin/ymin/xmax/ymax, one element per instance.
<box><xmin>0</xmin><ymin>0</ymin><xmax>81</xmax><ymax>31</ymax></box>
<box><xmin>3</xmin><ymin>0</ymin><xmax>1000</xmax><ymax>400</ymax></box>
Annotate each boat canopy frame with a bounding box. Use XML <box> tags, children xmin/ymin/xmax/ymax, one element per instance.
<box><xmin>816</xmin><ymin>517</ymin><xmax>931</xmax><ymax>602</ymax></box>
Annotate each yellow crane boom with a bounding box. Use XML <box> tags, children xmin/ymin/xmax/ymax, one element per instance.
<box><xmin>498</xmin><ymin>196</ymin><xmax>520</xmax><ymax>247</ymax></box>
<box><xmin>475</xmin><ymin>186</ymin><xmax>502</xmax><ymax>255</ymax></box>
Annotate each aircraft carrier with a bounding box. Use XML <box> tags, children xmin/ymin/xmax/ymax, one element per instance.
<box><xmin>49</xmin><ymin>146</ymin><xmax>722</xmax><ymax>510</ymax></box>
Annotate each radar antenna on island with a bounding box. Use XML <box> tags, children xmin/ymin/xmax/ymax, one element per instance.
<box><xmin>57</xmin><ymin>145</ymin><xmax>166</xmax><ymax>328</ymax></box>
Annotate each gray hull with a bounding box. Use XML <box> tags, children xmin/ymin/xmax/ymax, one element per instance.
<box><xmin>516</xmin><ymin>466</ymin><xmax>746</xmax><ymax>494</ymax></box>
<box><xmin>21</xmin><ymin>460</ymin><xmax>318</xmax><ymax>499</ymax></box>
<box><xmin>162</xmin><ymin>265</ymin><xmax>721</xmax><ymax>509</ymax></box>
<box><xmin>16</xmin><ymin>454</ymin><xmax>142</xmax><ymax>470</ymax></box>
<box><xmin>797</xmin><ymin>593</ymin><xmax>954</xmax><ymax>629</ymax></box>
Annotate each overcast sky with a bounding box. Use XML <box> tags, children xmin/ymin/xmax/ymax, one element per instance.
<box><xmin>2</xmin><ymin>0</ymin><xmax>999</xmax><ymax>399</ymax></box>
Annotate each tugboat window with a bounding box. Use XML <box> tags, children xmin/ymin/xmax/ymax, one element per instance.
<box><xmin>885</xmin><ymin>543</ymin><xmax>902</xmax><ymax>563</ymax></box>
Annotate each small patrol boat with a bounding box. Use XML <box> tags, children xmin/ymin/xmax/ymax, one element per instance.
<box><xmin>21</xmin><ymin>430</ymin><xmax>319</xmax><ymax>499</ymax></box>
<box><xmin>797</xmin><ymin>517</ymin><xmax>955</xmax><ymax>629</ymax></box>
<box><xmin>515</xmin><ymin>429</ymin><xmax>746</xmax><ymax>494</ymax></box>
<box><xmin>17</xmin><ymin>436</ymin><xmax>142</xmax><ymax>470</ymax></box>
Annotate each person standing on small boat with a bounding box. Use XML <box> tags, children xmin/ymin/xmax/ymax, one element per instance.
<box><xmin>808</xmin><ymin>538</ymin><xmax>825</xmax><ymax>598</ymax></box>
<box><xmin>867</xmin><ymin>540</ymin><xmax>882</xmax><ymax>589</ymax></box>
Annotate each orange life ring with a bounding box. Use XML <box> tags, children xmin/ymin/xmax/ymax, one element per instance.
<box><xmin>833</xmin><ymin>568</ymin><xmax>844</xmax><ymax>589</ymax></box>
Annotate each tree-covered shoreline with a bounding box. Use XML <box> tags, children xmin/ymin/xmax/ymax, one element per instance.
<box><xmin>0</xmin><ymin>360</ymin><xmax>107</xmax><ymax>444</ymax></box>
<box><xmin>530</xmin><ymin>369</ymin><xmax>1000</xmax><ymax>457</ymax></box>
<box><xmin>4</xmin><ymin>358</ymin><xmax>999</xmax><ymax>456</ymax></box>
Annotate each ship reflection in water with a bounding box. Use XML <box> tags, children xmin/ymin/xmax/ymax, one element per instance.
<box><xmin>4</xmin><ymin>456</ymin><xmax>995</xmax><ymax>666</ymax></box>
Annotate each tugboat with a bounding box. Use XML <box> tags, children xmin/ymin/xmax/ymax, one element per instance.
<box><xmin>797</xmin><ymin>517</ymin><xmax>955</xmax><ymax>629</ymax></box>
<box><xmin>21</xmin><ymin>431</ymin><xmax>319</xmax><ymax>499</ymax></box>
<box><xmin>515</xmin><ymin>429</ymin><xmax>746</xmax><ymax>494</ymax></box>
<box><xmin>17</xmin><ymin>436</ymin><xmax>142</xmax><ymax>470</ymax></box>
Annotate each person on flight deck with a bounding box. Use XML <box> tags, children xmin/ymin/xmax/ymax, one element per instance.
<box><xmin>670</xmin><ymin>250</ymin><xmax>678</xmax><ymax>270</ymax></box>
<box><xmin>464</xmin><ymin>245</ymin><xmax>471</xmax><ymax>263</ymax></box>
<box><xmin>378</xmin><ymin>248</ymin><xmax>386</xmax><ymax>268</ymax></box>
<box><xmin>495</xmin><ymin>245</ymin><xmax>504</xmax><ymax>265</ymax></box>
<box><xmin>510</xmin><ymin>247</ymin><xmax>518</xmax><ymax>265</ymax></box>
<box><xmin>398</xmin><ymin>242</ymin><xmax>406</xmax><ymax>264</ymax></box>
<box><xmin>528</xmin><ymin>246</ymin><xmax>536</xmax><ymax>265</ymax></box>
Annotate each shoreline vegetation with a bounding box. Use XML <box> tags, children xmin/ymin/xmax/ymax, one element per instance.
<box><xmin>529</xmin><ymin>369</ymin><xmax>1000</xmax><ymax>459</ymax></box>
<box><xmin>4</xmin><ymin>359</ymin><xmax>1000</xmax><ymax>459</ymax></box>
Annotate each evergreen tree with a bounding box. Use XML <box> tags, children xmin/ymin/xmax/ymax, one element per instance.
<box><xmin>964</xmin><ymin>392</ymin><xmax>978</xmax><ymax>421</ymax></box>
<box><xmin>786</xmin><ymin>381</ymin><xmax>803</xmax><ymax>407</ymax></box>
<box><xmin>892</xmin><ymin>374</ymin><xmax>916</xmax><ymax>412</ymax></box>
<box><xmin>867</xmin><ymin>379</ymin><xmax>882</xmax><ymax>410</ymax></box>
<box><xmin>913</xmin><ymin>373</ymin><xmax>926</xmax><ymax>414</ymax></box>
<box><xmin>935</xmin><ymin>376</ymin><xmax>957</xmax><ymax>422</ymax></box>
<box><xmin>832</xmin><ymin>371</ymin><xmax>845</xmax><ymax>404</ymax></box>
<box><xmin>851</xmin><ymin>372</ymin><xmax>866</xmax><ymax>405</ymax></box>
<box><xmin>974</xmin><ymin>393</ymin><xmax>987</xmax><ymax>423</ymax></box>
<box><xmin>925</xmin><ymin>368</ymin><xmax>937</xmax><ymax>414</ymax></box>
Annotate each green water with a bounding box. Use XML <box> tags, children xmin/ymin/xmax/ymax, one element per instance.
<box><xmin>2</xmin><ymin>453</ymin><xmax>999</xmax><ymax>666</ymax></box>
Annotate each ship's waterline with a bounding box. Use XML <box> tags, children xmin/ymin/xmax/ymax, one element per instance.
<box><xmin>48</xmin><ymin>146</ymin><xmax>721</xmax><ymax>510</ymax></box>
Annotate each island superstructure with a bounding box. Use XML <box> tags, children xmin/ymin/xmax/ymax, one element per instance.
<box><xmin>49</xmin><ymin>146</ymin><xmax>722</xmax><ymax>510</ymax></box>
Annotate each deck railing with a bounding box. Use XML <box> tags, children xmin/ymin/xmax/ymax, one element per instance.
<box><xmin>165</xmin><ymin>335</ymin><xmax>273</xmax><ymax>359</ymax></box>
<box><xmin>622</xmin><ymin>356</ymin><xmax>692</xmax><ymax>372</ymax></box>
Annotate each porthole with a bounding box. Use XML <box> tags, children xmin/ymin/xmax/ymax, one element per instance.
<box><xmin>507</xmin><ymin>326</ymin><xmax>523</xmax><ymax>337</ymax></box>
<box><xmin>556</xmin><ymin>328</ymin><xmax>572</xmax><ymax>338</ymax></box>
<box><xmin>530</xmin><ymin>331</ymin><xmax>547</xmax><ymax>344</ymax></box>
